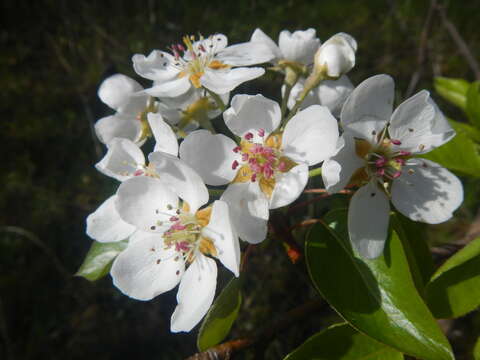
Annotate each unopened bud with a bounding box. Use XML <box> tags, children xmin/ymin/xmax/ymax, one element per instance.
<box><xmin>313</xmin><ymin>33</ymin><xmax>357</xmax><ymax>79</ymax></box>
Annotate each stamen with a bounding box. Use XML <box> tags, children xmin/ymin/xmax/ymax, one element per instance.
<box><xmin>258</xmin><ymin>128</ymin><xmax>265</xmax><ymax>137</ymax></box>
<box><xmin>244</xmin><ymin>132</ymin><xmax>253</xmax><ymax>140</ymax></box>
<box><xmin>391</xmin><ymin>139</ymin><xmax>402</xmax><ymax>145</ymax></box>
<box><xmin>232</xmin><ymin>160</ymin><xmax>239</xmax><ymax>170</ymax></box>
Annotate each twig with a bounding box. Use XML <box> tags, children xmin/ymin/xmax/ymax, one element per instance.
<box><xmin>436</xmin><ymin>3</ymin><xmax>480</xmax><ymax>80</ymax></box>
<box><xmin>185</xmin><ymin>299</ymin><xmax>324</xmax><ymax>360</ymax></box>
<box><xmin>240</xmin><ymin>244</ymin><xmax>255</xmax><ymax>273</ymax></box>
<box><xmin>405</xmin><ymin>0</ymin><xmax>437</xmax><ymax>98</ymax></box>
<box><xmin>303</xmin><ymin>188</ymin><xmax>352</xmax><ymax>194</ymax></box>
<box><xmin>289</xmin><ymin>218</ymin><xmax>323</xmax><ymax>232</ymax></box>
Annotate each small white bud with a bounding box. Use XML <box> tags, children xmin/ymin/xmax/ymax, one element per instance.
<box><xmin>314</xmin><ymin>33</ymin><xmax>357</xmax><ymax>78</ymax></box>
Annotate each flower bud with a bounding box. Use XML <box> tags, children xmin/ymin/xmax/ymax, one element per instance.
<box><xmin>313</xmin><ymin>33</ymin><xmax>357</xmax><ymax>79</ymax></box>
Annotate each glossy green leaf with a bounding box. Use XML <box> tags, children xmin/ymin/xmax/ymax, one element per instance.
<box><xmin>434</xmin><ymin>76</ymin><xmax>470</xmax><ymax>109</ymax></box>
<box><xmin>284</xmin><ymin>323</ymin><xmax>403</xmax><ymax>360</ymax></box>
<box><xmin>306</xmin><ymin>220</ymin><xmax>453</xmax><ymax>360</ymax></box>
<box><xmin>426</xmin><ymin>237</ymin><xmax>480</xmax><ymax>318</ymax></box>
<box><xmin>75</xmin><ymin>240</ymin><xmax>127</xmax><ymax>281</ymax></box>
<box><xmin>451</xmin><ymin>120</ymin><xmax>480</xmax><ymax>143</ymax></box>
<box><xmin>392</xmin><ymin>213</ymin><xmax>434</xmax><ymax>291</ymax></box>
<box><xmin>467</xmin><ymin>81</ymin><xmax>480</xmax><ymax>128</ymax></box>
<box><xmin>474</xmin><ymin>336</ymin><xmax>480</xmax><ymax>360</ymax></box>
<box><xmin>197</xmin><ymin>277</ymin><xmax>242</xmax><ymax>351</ymax></box>
<box><xmin>423</xmin><ymin>120</ymin><xmax>480</xmax><ymax>177</ymax></box>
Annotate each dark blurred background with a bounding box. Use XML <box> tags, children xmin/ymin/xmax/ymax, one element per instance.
<box><xmin>1</xmin><ymin>0</ymin><xmax>480</xmax><ymax>359</ymax></box>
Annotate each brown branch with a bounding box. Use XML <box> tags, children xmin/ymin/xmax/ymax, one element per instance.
<box><xmin>436</xmin><ymin>2</ymin><xmax>480</xmax><ymax>80</ymax></box>
<box><xmin>185</xmin><ymin>299</ymin><xmax>324</xmax><ymax>360</ymax></box>
<box><xmin>289</xmin><ymin>219</ymin><xmax>323</xmax><ymax>232</ymax></box>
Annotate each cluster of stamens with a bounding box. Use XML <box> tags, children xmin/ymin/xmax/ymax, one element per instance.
<box><xmin>231</xmin><ymin>129</ymin><xmax>287</xmax><ymax>182</ymax></box>
<box><xmin>170</xmin><ymin>35</ymin><xmax>228</xmax><ymax>87</ymax></box>
<box><xmin>366</xmin><ymin>138</ymin><xmax>411</xmax><ymax>182</ymax></box>
<box><xmin>162</xmin><ymin>208</ymin><xmax>202</xmax><ymax>263</ymax></box>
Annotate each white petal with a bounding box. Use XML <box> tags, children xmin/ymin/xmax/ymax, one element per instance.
<box><xmin>170</xmin><ymin>253</ymin><xmax>217</xmax><ymax>332</ymax></box>
<box><xmin>270</xmin><ymin>163</ymin><xmax>309</xmax><ymax>209</ymax></box>
<box><xmin>179</xmin><ymin>130</ymin><xmax>238</xmax><ymax>186</ymax></box>
<box><xmin>316</xmin><ymin>75</ymin><xmax>354</xmax><ymax>116</ymax></box>
<box><xmin>98</xmin><ymin>74</ymin><xmax>147</xmax><ymax>114</ymax></box>
<box><xmin>391</xmin><ymin>159</ymin><xmax>463</xmax><ymax>224</ymax></box>
<box><xmin>388</xmin><ymin>90</ymin><xmax>455</xmax><ymax>154</ymax></box>
<box><xmin>202</xmin><ymin>200</ymin><xmax>240</xmax><ymax>276</ymax></box>
<box><xmin>111</xmin><ymin>237</ymin><xmax>185</xmax><ymax>301</ymax></box>
<box><xmin>128</xmin><ymin>230</ymin><xmax>154</xmax><ymax>245</ymax></box>
<box><xmin>157</xmin><ymin>102</ymin><xmax>182</xmax><ymax>125</ymax></box>
<box><xmin>321</xmin><ymin>134</ymin><xmax>363</xmax><ymax>193</ymax></box>
<box><xmin>193</xmin><ymin>34</ymin><xmax>228</xmax><ymax>55</ymax></box>
<box><xmin>286</xmin><ymin>75</ymin><xmax>353</xmax><ymax>117</ymax></box>
<box><xmin>147</xmin><ymin>112</ymin><xmax>179</xmax><ymax>156</ymax></box>
<box><xmin>148</xmin><ymin>152</ymin><xmax>209</xmax><ymax>213</ymax></box>
<box><xmin>86</xmin><ymin>195</ymin><xmax>136</xmax><ymax>243</ymax></box>
<box><xmin>348</xmin><ymin>181</ymin><xmax>390</xmax><ymax>259</ymax></box>
<box><xmin>94</xmin><ymin>115</ymin><xmax>142</xmax><ymax>145</ymax></box>
<box><xmin>145</xmin><ymin>77</ymin><xmax>191</xmax><ymax>98</ymax></box>
<box><xmin>223</xmin><ymin>94</ymin><xmax>281</xmax><ymax>140</ymax></box>
<box><xmin>341</xmin><ymin>74</ymin><xmax>394</xmax><ymax>140</ymax></box>
<box><xmin>250</xmin><ymin>28</ymin><xmax>282</xmax><ymax>61</ymax></box>
<box><xmin>278</xmin><ymin>28</ymin><xmax>320</xmax><ymax>64</ymax></box>
<box><xmin>116</xmin><ymin>176</ymin><xmax>178</xmax><ymax>233</ymax></box>
<box><xmin>200</xmin><ymin>67</ymin><xmax>265</xmax><ymax>94</ymax></box>
<box><xmin>216</xmin><ymin>41</ymin><xmax>275</xmax><ymax>66</ymax></box>
<box><xmin>95</xmin><ymin>138</ymin><xmax>145</xmax><ymax>181</ymax></box>
<box><xmin>220</xmin><ymin>183</ymin><xmax>269</xmax><ymax>244</ymax></box>
<box><xmin>282</xmin><ymin>105</ymin><xmax>339</xmax><ymax>166</ymax></box>
<box><xmin>315</xmin><ymin>33</ymin><xmax>357</xmax><ymax>78</ymax></box>
<box><xmin>132</xmin><ymin>50</ymin><xmax>180</xmax><ymax>82</ymax></box>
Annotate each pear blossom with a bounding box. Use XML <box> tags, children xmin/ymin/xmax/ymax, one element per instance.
<box><xmin>87</xmin><ymin>146</ymin><xmax>207</xmax><ymax>244</ymax></box>
<box><xmin>157</xmin><ymin>88</ymin><xmax>230</xmax><ymax>135</ymax></box>
<box><xmin>313</xmin><ymin>32</ymin><xmax>357</xmax><ymax>78</ymax></box>
<box><xmin>322</xmin><ymin>74</ymin><xmax>463</xmax><ymax>258</ymax></box>
<box><xmin>111</xmin><ymin>174</ymin><xmax>240</xmax><ymax>332</ymax></box>
<box><xmin>250</xmin><ymin>28</ymin><xmax>320</xmax><ymax>65</ymax></box>
<box><xmin>180</xmin><ymin>94</ymin><xmax>339</xmax><ymax>243</ymax></box>
<box><xmin>95</xmin><ymin>112</ymin><xmax>178</xmax><ymax>181</ymax></box>
<box><xmin>95</xmin><ymin>74</ymin><xmax>152</xmax><ymax>146</ymax></box>
<box><xmin>285</xmin><ymin>75</ymin><xmax>354</xmax><ymax>116</ymax></box>
<box><xmin>132</xmin><ymin>34</ymin><xmax>274</xmax><ymax>97</ymax></box>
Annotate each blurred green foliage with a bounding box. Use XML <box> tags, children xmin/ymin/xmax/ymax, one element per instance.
<box><xmin>1</xmin><ymin>0</ymin><xmax>480</xmax><ymax>359</ymax></box>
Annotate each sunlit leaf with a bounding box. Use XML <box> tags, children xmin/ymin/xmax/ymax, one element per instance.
<box><xmin>423</xmin><ymin>120</ymin><xmax>480</xmax><ymax>177</ymax></box>
<box><xmin>474</xmin><ymin>336</ymin><xmax>480</xmax><ymax>360</ymax></box>
<box><xmin>306</xmin><ymin>216</ymin><xmax>453</xmax><ymax>360</ymax></box>
<box><xmin>466</xmin><ymin>81</ymin><xmax>480</xmax><ymax>129</ymax></box>
<box><xmin>197</xmin><ymin>277</ymin><xmax>242</xmax><ymax>351</ymax></box>
<box><xmin>434</xmin><ymin>76</ymin><xmax>470</xmax><ymax>110</ymax></box>
<box><xmin>75</xmin><ymin>240</ymin><xmax>127</xmax><ymax>281</ymax></box>
<box><xmin>426</xmin><ymin>237</ymin><xmax>480</xmax><ymax>318</ymax></box>
<box><xmin>284</xmin><ymin>322</ymin><xmax>403</xmax><ymax>360</ymax></box>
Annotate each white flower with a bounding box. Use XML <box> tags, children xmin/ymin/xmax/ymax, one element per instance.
<box><xmin>87</xmin><ymin>149</ymin><xmax>207</xmax><ymax>244</ymax></box>
<box><xmin>250</xmin><ymin>28</ymin><xmax>320</xmax><ymax>65</ymax></box>
<box><xmin>180</xmin><ymin>94</ymin><xmax>339</xmax><ymax>243</ymax></box>
<box><xmin>157</xmin><ymin>88</ymin><xmax>230</xmax><ymax>134</ymax></box>
<box><xmin>132</xmin><ymin>34</ymin><xmax>273</xmax><ymax>97</ymax></box>
<box><xmin>95</xmin><ymin>113</ymin><xmax>178</xmax><ymax>181</ymax></box>
<box><xmin>322</xmin><ymin>74</ymin><xmax>463</xmax><ymax>258</ymax></box>
<box><xmin>95</xmin><ymin>74</ymin><xmax>151</xmax><ymax>146</ymax></box>
<box><xmin>285</xmin><ymin>75</ymin><xmax>354</xmax><ymax>117</ymax></box>
<box><xmin>111</xmin><ymin>175</ymin><xmax>239</xmax><ymax>332</ymax></box>
<box><xmin>313</xmin><ymin>33</ymin><xmax>357</xmax><ymax>78</ymax></box>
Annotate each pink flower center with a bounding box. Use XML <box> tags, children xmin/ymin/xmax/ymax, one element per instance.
<box><xmin>231</xmin><ymin>129</ymin><xmax>290</xmax><ymax>182</ymax></box>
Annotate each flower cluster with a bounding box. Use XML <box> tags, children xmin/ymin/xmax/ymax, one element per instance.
<box><xmin>85</xmin><ymin>29</ymin><xmax>463</xmax><ymax>332</ymax></box>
